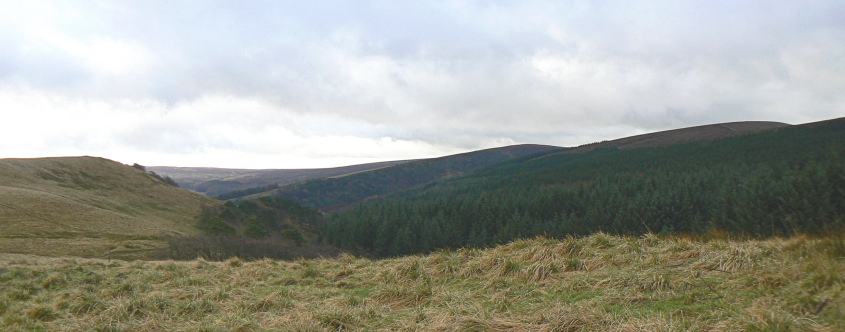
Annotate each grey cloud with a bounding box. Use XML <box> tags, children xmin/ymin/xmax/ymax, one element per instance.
<box><xmin>1</xmin><ymin>1</ymin><xmax>844</xmax><ymax>167</ymax></box>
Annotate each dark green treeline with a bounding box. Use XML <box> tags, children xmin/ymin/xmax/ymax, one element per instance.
<box><xmin>169</xmin><ymin>196</ymin><xmax>331</xmax><ymax>260</ymax></box>
<box><xmin>325</xmin><ymin>120</ymin><xmax>845</xmax><ymax>257</ymax></box>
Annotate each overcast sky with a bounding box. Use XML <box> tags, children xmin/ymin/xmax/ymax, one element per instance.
<box><xmin>1</xmin><ymin>1</ymin><xmax>843</xmax><ymax>169</ymax></box>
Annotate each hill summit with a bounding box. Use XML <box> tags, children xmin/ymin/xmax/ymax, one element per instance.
<box><xmin>0</xmin><ymin>156</ymin><xmax>217</xmax><ymax>258</ymax></box>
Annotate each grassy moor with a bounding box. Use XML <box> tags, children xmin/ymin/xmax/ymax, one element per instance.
<box><xmin>0</xmin><ymin>233</ymin><xmax>842</xmax><ymax>331</ymax></box>
<box><xmin>4</xmin><ymin>1</ymin><xmax>844</xmax><ymax>331</ymax></box>
<box><xmin>0</xmin><ymin>157</ymin><xmax>217</xmax><ymax>259</ymax></box>
<box><xmin>0</xmin><ymin>119</ymin><xmax>843</xmax><ymax>331</ymax></box>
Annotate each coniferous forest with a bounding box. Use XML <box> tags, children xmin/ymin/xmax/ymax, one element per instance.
<box><xmin>324</xmin><ymin>119</ymin><xmax>845</xmax><ymax>257</ymax></box>
<box><xmin>168</xmin><ymin>196</ymin><xmax>335</xmax><ymax>260</ymax></box>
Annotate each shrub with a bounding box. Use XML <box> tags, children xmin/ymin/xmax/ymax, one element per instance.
<box><xmin>282</xmin><ymin>228</ymin><xmax>306</xmax><ymax>246</ymax></box>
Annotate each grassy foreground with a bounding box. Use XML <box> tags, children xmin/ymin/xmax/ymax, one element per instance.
<box><xmin>0</xmin><ymin>233</ymin><xmax>843</xmax><ymax>331</ymax></box>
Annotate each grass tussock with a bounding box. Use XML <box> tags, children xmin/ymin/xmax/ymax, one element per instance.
<box><xmin>0</xmin><ymin>233</ymin><xmax>843</xmax><ymax>331</ymax></box>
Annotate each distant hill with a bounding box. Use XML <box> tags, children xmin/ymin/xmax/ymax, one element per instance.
<box><xmin>240</xmin><ymin>121</ymin><xmax>788</xmax><ymax>211</ymax></box>
<box><xmin>149</xmin><ymin>160</ymin><xmax>412</xmax><ymax>197</ymax></box>
<box><xmin>0</xmin><ymin>157</ymin><xmax>218</xmax><ymax>258</ymax></box>
<box><xmin>325</xmin><ymin>118</ymin><xmax>844</xmax><ymax>257</ymax></box>
<box><xmin>556</xmin><ymin>121</ymin><xmax>789</xmax><ymax>156</ymax></box>
<box><xmin>262</xmin><ymin>144</ymin><xmax>561</xmax><ymax>211</ymax></box>
<box><xmin>152</xmin><ymin>121</ymin><xmax>787</xmax><ymax>202</ymax></box>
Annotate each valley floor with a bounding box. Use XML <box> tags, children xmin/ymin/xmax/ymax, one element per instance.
<box><xmin>0</xmin><ymin>233</ymin><xmax>843</xmax><ymax>331</ymax></box>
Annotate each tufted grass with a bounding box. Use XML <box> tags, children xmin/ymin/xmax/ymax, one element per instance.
<box><xmin>0</xmin><ymin>232</ymin><xmax>842</xmax><ymax>331</ymax></box>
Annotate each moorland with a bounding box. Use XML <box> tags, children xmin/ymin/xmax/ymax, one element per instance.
<box><xmin>1</xmin><ymin>118</ymin><xmax>843</xmax><ymax>331</ymax></box>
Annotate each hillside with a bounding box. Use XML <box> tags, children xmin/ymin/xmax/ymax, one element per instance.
<box><xmin>149</xmin><ymin>160</ymin><xmax>411</xmax><ymax>197</ymax></box>
<box><xmin>0</xmin><ymin>157</ymin><xmax>218</xmax><ymax>258</ymax></box>
<box><xmin>326</xmin><ymin>117</ymin><xmax>845</xmax><ymax>256</ymax></box>
<box><xmin>1</xmin><ymin>233</ymin><xmax>842</xmax><ymax>331</ymax></box>
<box><xmin>559</xmin><ymin>120</ymin><xmax>789</xmax><ymax>155</ymax></box>
<box><xmin>265</xmin><ymin>144</ymin><xmax>560</xmax><ymax>211</ymax></box>
<box><xmin>169</xmin><ymin>196</ymin><xmax>342</xmax><ymax>261</ymax></box>
<box><xmin>152</xmin><ymin>121</ymin><xmax>786</xmax><ymax>204</ymax></box>
<box><xmin>234</xmin><ymin>121</ymin><xmax>787</xmax><ymax>210</ymax></box>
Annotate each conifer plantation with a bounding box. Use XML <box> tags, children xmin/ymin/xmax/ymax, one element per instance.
<box><xmin>2</xmin><ymin>119</ymin><xmax>843</xmax><ymax>331</ymax></box>
<box><xmin>4</xmin><ymin>1</ymin><xmax>844</xmax><ymax>330</ymax></box>
<box><xmin>325</xmin><ymin>119</ymin><xmax>845</xmax><ymax>257</ymax></box>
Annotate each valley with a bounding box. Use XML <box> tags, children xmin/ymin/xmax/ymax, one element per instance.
<box><xmin>0</xmin><ymin>118</ymin><xmax>842</xmax><ymax>331</ymax></box>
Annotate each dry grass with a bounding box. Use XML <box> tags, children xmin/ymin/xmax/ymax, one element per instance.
<box><xmin>0</xmin><ymin>232</ymin><xmax>842</xmax><ymax>331</ymax></box>
<box><xmin>0</xmin><ymin>157</ymin><xmax>218</xmax><ymax>259</ymax></box>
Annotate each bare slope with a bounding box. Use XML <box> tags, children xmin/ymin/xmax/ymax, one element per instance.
<box><xmin>561</xmin><ymin>121</ymin><xmax>789</xmax><ymax>155</ymax></box>
<box><xmin>149</xmin><ymin>160</ymin><xmax>412</xmax><ymax>197</ymax></box>
<box><xmin>0</xmin><ymin>157</ymin><xmax>217</xmax><ymax>258</ymax></box>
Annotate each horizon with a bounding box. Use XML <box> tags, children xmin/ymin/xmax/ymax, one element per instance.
<box><xmin>4</xmin><ymin>117</ymin><xmax>811</xmax><ymax>170</ymax></box>
<box><xmin>2</xmin><ymin>1</ymin><xmax>843</xmax><ymax>169</ymax></box>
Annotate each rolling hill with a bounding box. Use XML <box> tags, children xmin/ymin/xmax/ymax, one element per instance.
<box><xmin>149</xmin><ymin>160</ymin><xmax>412</xmax><ymax>197</ymax></box>
<box><xmin>153</xmin><ymin>121</ymin><xmax>787</xmax><ymax>207</ymax></box>
<box><xmin>0</xmin><ymin>157</ymin><xmax>218</xmax><ymax>258</ymax></box>
<box><xmin>0</xmin><ymin>119</ymin><xmax>811</xmax><ymax>260</ymax></box>
<box><xmin>325</xmin><ymin>117</ymin><xmax>844</xmax><ymax>256</ymax></box>
<box><xmin>229</xmin><ymin>121</ymin><xmax>788</xmax><ymax>212</ymax></box>
<box><xmin>1</xmin><ymin>120</ymin><xmax>840</xmax><ymax>330</ymax></box>
<box><xmin>558</xmin><ymin>120</ymin><xmax>789</xmax><ymax>155</ymax></box>
<box><xmin>262</xmin><ymin>144</ymin><xmax>561</xmax><ymax>211</ymax></box>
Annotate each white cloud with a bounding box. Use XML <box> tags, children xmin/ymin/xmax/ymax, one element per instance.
<box><xmin>0</xmin><ymin>89</ymin><xmax>462</xmax><ymax>168</ymax></box>
<box><xmin>1</xmin><ymin>1</ymin><xmax>843</xmax><ymax>168</ymax></box>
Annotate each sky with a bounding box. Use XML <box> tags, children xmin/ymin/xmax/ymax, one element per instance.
<box><xmin>1</xmin><ymin>1</ymin><xmax>843</xmax><ymax>169</ymax></box>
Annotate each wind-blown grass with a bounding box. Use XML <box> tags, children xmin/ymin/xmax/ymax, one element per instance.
<box><xmin>0</xmin><ymin>233</ymin><xmax>842</xmax><ymax>331</ymax></box>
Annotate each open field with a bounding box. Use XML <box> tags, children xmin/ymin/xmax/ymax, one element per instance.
<box><xmin>1</xmin><ymin>233</ymin><xmax>842</xmax><ymax>331</ymax></box>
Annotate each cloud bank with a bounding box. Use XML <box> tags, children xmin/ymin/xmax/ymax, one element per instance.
<box><xmin>1</xmin><ymin>1</ymin><xmax>843</xmax><ymax>168</ymax></box>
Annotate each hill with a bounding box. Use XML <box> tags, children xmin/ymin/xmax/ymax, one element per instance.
<box><xmin>168</xmin><ymin>196</ymin><xmax>342</xmax><ymax>261</ymax></box>
<box><xmin>1</xmin><ymin>233</ymin><xmax>842</xmax><ymax>330</ymax></box>
<box><xmin>559</xmin><ymin>120</ymin><xmax>789</xmax><ymax>155</ymax></box>
<box><xmin>0</xmin><ymin>157</ymin><xmax>217</xmax><ymax>259</ymax></box>
<box><xmin>149</xmin><ymin>160</ymin><xmax>411</xmax><ymax>197</ymax></box>
<box><xmin>326</xmin><ymin>118</ymin><xmax>845</xmax><ymax>256</ymax></box>
<box><xmin>264</xmin><ymin>144</ymin><xmax>560</xmax><ymax>211</ymax></box>
<box><xmin>234</xmin><ymin>121</ymin><xmax>787</xmax><ymax>210</ymax></box>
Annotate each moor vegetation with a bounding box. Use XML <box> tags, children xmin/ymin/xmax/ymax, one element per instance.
<box><xmin>132</xmin><ymin>163</ymin><xmax>179</xmax><ymax>187</ymax></box>
<box><xmin>1</xmin><ymin>233</ymin><xmax>842</xmax><ymax>331</ymax></box>
<box><xmin>1</xmin><ymin>119</ymin><xmax>843</xmax><ymax>331</ymax></box>
<box><xmin>0</xmin><ymin>157</ymin><xmax>216</xmax><ymax>259</ymax></box>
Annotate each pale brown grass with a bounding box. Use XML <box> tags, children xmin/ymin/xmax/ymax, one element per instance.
<box><xmin>0</xmin><ymin>233</ymin><xmax>842</xmax><ymax>331</ymax></box>
<box><xmin>0</xmin><ymin>157</ymin><xmax>218</xmax><ymax>259</ymax></box>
